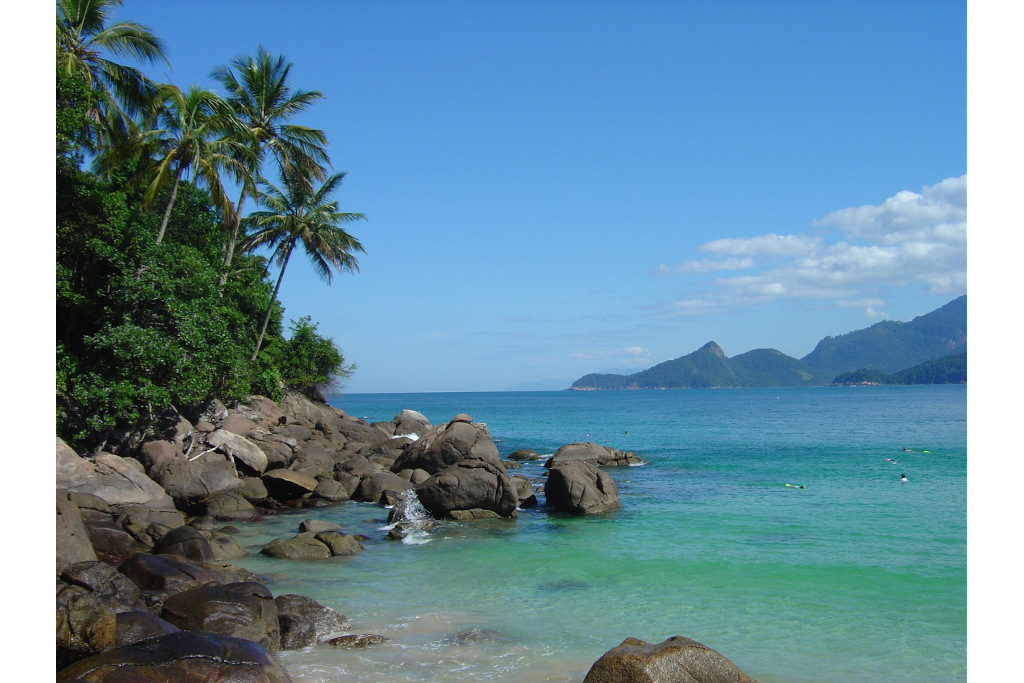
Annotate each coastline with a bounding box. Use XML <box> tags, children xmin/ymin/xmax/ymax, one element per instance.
<box><xmin>57</xmin><ymin>389</ymin><xmax>761</xmax><ymax>682</ymax></box>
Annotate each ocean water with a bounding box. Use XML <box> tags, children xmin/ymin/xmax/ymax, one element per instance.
<box><xmin>227</xmin><ymin>386</ymin><xmax>966</xmax><ymax>682</ymax></box>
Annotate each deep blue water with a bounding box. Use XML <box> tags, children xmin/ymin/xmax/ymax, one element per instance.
<box><xmin>228</xmin><ymin>386</ymin><xmax>966</xmax><ymax>682</ymax></box>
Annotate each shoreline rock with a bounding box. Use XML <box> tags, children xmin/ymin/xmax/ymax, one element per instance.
<box><xmin>55</xmin><ymin>390</ymin><xmax>756</xmax><ymax>682</ymax></box>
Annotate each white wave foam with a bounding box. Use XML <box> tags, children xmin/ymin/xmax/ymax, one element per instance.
<box><xmin>392</xmin><ymin>433</ymin><xmax>420</xmax><ymax>441</ymax></box>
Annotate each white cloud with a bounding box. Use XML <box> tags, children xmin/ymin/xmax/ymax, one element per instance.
<box><xmin>655</xmin><ymin>176</ymin><xmax>967</xmax><ymax>316</ymax></box>
<box><xmin>656</xmin><ymin>257</ymin><xmax>754</xmax><ymax>275</ymax></box>
<box><xmin>699</xmin><ymin>234</ymin><xmax>823</xmax><ymax>257</ymax></box>
<box><xmin>813</xmin><ymin>175</ymin><xmax>967</xmax><ymax>245</ymax></box>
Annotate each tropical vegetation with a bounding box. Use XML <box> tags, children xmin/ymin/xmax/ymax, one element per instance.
<box><xmin>56</xmin><ymin>2</ymin><xmax>364</xmax><ymax>450</ymax></box>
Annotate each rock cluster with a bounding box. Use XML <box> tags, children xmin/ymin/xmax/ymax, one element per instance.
<box><xmin>56</xmin><ymin>389</ymin><xmax>757</xmax><ymax>681</ymax></box>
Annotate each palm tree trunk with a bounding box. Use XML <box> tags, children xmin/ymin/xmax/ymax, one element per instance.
<box><xmin>251</xmin><ymin>245</ymin><xmax>292</xmax><ymax>361</ymax></box>
<box><xmin>155</xmin><ymin>169</ymin><xmax>183</xmax><ymax>244</ymax></box>
<box><xmin>217</xmin><ymin>186</ymin><xmax>249</xmax><ymax>294</ymax></box>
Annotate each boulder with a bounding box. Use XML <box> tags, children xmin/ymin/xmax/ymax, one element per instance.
<box><xmin>391</xmin><ymin>409</ymin><xmax>433</xmax><ymax>437</ymax></box>
<box><xmin>353</xmin><ymin>470</ymin><xmax>415</xmax><ymax>503</ymax></box>
<box><xmin>55</xmin><ymin>631</ymin><xmax>293</xmax><ymax>683</ymax></box>
<box><xmin>86</xmin><ymin>524</ymin><xmax>149</xmax><ymax>566</ymax></box>
<box><xmin>114</xmin><ymin>611</ymin><xmax>180</xmax><ymax>647</ymax></box>
<box><xmin>415</xmin><ymin>457</ymin><xmax>519</xmax><ymax>519</ymax></box>
<box><xmin>274</xmin><ymin>593</ymin><xmax>351</xmax><ymax>641</ymax></box>
<box><xmin>222</xmin><ymin>413</ymin><xmax>256</xmax><ymax>437</ymax></box>
<box><xmin>298</xmin><ymin>519</ymin><xmax>342</xmax><ymax>534</ymax></box>
<box><xmin>206</xmin><ymin>429</ymin><xmax>268</xmax><ymax>474</ymax></box>
<box><xmin>583</xmin><ymin>635</ymin><xmax>757</xmax><ymax>683</ymax></box>
<box><xmin>137</xmin><ymin>440</ymin><xmax>178</xmax><ymax>474</ymax></box>
<box><xmin>545</xmin><ymin>460</ymin><xmax>622</xmax><ymax>514</ymax></box>
<box><xmin>278</xmin><ymin>612</ymin><xmax>317</xmax><ymax>649</ymax></box>
<box><xmin>154</xmin><ymin>453</ymin><xmax>242</xmax><ymax>510</ymax></box>
<box><xmin>161</xmin><ymin>581</ymin><xmax>280</xmax><ymax>651</ymax></box>
<box><xmin>261</xmin><ymin>536</ymin><xmax>332</xmax><ymax>559</ymax></box>
<box><xmin>112</xmin><ymin>506</ymin><xmax>186</xmax><ymax>545</ymax></box>
<box><xmin>154</xmin><ymin>525</ymin><xmax>213</xmax><ymax>561</ymax></box>
<box><xmin>511</xmin><ymin>475</ymin><xmax>538</xmax><ymax>508</ymax></box>
<box><xmin>60</xmin><ymin>561</ymin><xmax>141</xmax><ymax>611</ymax></box>
<box><xmin>326</xmin><ymin>634</ymin><xmax>388</xmax><ymax>648</ymax></box>
<box><xmin>58</xmin><ymin>490</ymin><xmax>98</xmax><ymax>571</ymax></box>
<box><xmin>203</xmin><ymin>491</ymin><xmax>259</xmax><ymax>521</ymax></box>
<box><xmin>57</xmin><ymin>442</ymin><xmax>175</xmax><ymax>510</ymax></box>
<box><xmin>117</xmin><ymin>554</ymin><xmax>247</xmax><ymax>608</ymax></box>
<box><xmin>545</xmin><ymin>442</ymin><xmax>643</xmax><ymax>468</ymax></box>
<box><xmin>315</xmin><ymin>531</ymin><xmax>365</xmax><ymax>556</ymax></box>
<box><xmin>57</xmin><ymin>581</ymin><xmax>118</xmax><ymax>669</ymax></box>
<box><xmin>508</xmin><ymin>448</ymin><xmax>542</xmax><ymax>461</ymax></box>
<box><xmin>207</xmin><ymin>531</ymin><xmax>247</xmax><ymax>561</ymax></box>
<box><xmin>262</xmin><ymin>469</ymin><xmax>319</xmax><ymax>501</ymax></box>
<box><xmin>312</xmin><ymin>477</ymin><xmax>350</xmax><ymax>502</ymax></box>
<box><xmin>390</xmin><ymin>417</ymin><xmax>503</xmax><ymax>475</ymax></box>
<box><xmin>239</xmin><ymin>476</ymin><xmax>270</xmax><ymax>502</ymax></box>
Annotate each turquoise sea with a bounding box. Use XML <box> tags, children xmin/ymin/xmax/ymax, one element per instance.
<box><xmin>228</xmin><ymin>385</ymin><xmax>967</xmax><ymax>682</ymax></box>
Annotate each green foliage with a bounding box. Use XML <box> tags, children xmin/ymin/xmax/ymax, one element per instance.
<box><xmin>265</xmin><ymin>316</ymin><xmax>352</xmax><ymax>395</ymax></box>
<box><xmin>832</xmin><ymin>351</ymin><xmax>966</xmax><ymax>386</ymax></box>
<box><xmin>56</xmin><ymin>61</ymin><xmax>97</xmax><ymax>164</ymax></box>
<box><xmin>55</xmin><ymin>17</ymin><xmax>363</xmax><ymax>449</ymax></box>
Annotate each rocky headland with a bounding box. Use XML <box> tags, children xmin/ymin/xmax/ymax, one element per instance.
<box><xmin>55</xmin><ymin>390</ymin><xmax>757</xmax><ymax>682</ymax></box>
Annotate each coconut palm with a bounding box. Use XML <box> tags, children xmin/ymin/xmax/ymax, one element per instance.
<box><xmin>211</xmin><ymin>47</ymin><xmax>330</xmax><ymax>290</ymax></box>
<box><xmin>56</xmin><ymin>0</ymin><xmax>167</xmax><ymax>147</ymax></box>
<box><xmin>142</xmin><ymin>84</ymin><xmax>255</xmax><ymax>243</ymax></box>
<box><xmin>242</xmin><ymin>170</ymin><xmax>366</xmax><ymax>360</ymax></box>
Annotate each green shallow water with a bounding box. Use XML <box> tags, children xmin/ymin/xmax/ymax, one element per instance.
<box><xmin>227</xmin><ymin>386</ymin><xmax>966</xmax><ymax>682</ymax></box>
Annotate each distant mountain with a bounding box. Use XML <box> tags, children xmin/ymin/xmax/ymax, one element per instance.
<box><xmin>832</xmin><ymin>350</ymin><xmax>966</xmax><ymax>386</ymax></box>
<box><xmin>800</xmin><ymin>295</ymin><xmax>966</xmax><ymax>377</ymax></box>
<box><xmin>506</xmin><ymin>378</ymin><xmax>572</xmax><ymax>391</ymax></box>
<box><xmin>570</xmin><ymin>296</ymin><xmax>966</xmax><ymax>390</ymax></box>
<box><xmin>571</xmin><ymin>342</ymin><xmax>825</xmax><ymax>389</ymax></box>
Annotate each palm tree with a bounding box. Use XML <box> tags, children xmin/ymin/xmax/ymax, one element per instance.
<box><xmin>211</xmin><ymin>47</ymin><xmax>330</xmax><ymax>291</ymax></box>
<box><xmin>56</xmin><ymin>0</ymin><xmax>168</xmax><ymax>147</ymax></box>
<box><xmin>142</xmin><ymin>84</ymin><xmax>254</xmax><ymax>243</ymax></box>
<box><xmin>242</xmin><ymin>170</ymin><xmax>366</xmax><ymax>360</ymax></box>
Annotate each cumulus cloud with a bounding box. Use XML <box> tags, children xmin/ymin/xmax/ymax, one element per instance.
<box><xmin>657</xmin><ymin>176</ymin><xmax>967</xmax><ymax>318</ymax></box>
<box><xmin>656</xmin><ymin>257</ymin><xmax>754</xmax><ymax>275</ymax></box>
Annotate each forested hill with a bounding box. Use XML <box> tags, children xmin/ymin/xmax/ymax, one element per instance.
<box><xmin>570</xmin><ymin>296</ymin><xmax>966</xmax><ymax>390</ymax></box>
<box><xmin>571</xmin><ymin>342</ymin><xmax>825</xmax><ymax>389</ymax></box>
<box><xmin>832</xmin><ymin>350</ymin><xmax>967</xmax><ymax>386</ymax></box>
<box><xmin>800</xmin><ymin>295</ymin><xmax>966</xmax><ymax>377</ymax></box>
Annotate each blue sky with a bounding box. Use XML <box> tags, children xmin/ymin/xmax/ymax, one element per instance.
<box><xmin>62</xmin><ymin>0</ymin><xmax>968</xmax><ymax>392</ymax></box>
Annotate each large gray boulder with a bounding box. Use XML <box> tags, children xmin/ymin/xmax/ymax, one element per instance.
<box><xmin>545</xmin><ymin>442</ymin><xmax>643</xmax><ymax>468</ymax></box>
<box><xmin>261</xmin><ymin>469</ymin><xmax>319</xmax><ymax>501</ymax></box>
<box><xmin>583</xmin><ymin>635</ymin><xmax>757</xmax><ymax>683</ymax></box>
<box><xmin>154</xmin><ymin>453</ymin><xmax>242</xmax><ymax>509</ymax></box>
<box><xmin>391</xmin><ymin>415</ymin><xmax>502</xmax><ymax>475</ymax></box>
<box><xmin>274</xmin><ymin>592</ymin><xmax>353</xmax><ymax>649</ymax></box>
<box><xmin>161</xmin><ymin>581</ymin><xmax>281</xmax><ymax>651</ymax></box>
<box><xmin>353</xmin><ymin>470</ymin><xmax>415</xmax><ymax>503</ymax></box>
<box><xmin>57</xmin><ymin>440</ymin><xmax>175</xmax><ymax>510</ymax></box>
<box><xmin>545</xmin><ymin>460</ymin><xmax>622</xmax><ymax>514</ymax></box>
<box><xmin>391</xmin><ymin>409</ymin><xmax>433</xmax><ymax>437</ymax></box>
<box><xmin>205</xmin><ymin>429</ymin><xmax>268</xmax><ymax>474</ymax></box>
<box><xmin>55</xmin><ymin>631</ymin><xmax>293</xmax><ymax>683</ymax></box>
<box><xmin>415</xmin><ymin>457</ymin><xmax>519</xmax><ymax>519</ymax></box>
<box><xmin>57</xmin><ymin>489</ymin><xmax>98</xmax><ymax>571</ymax></box>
